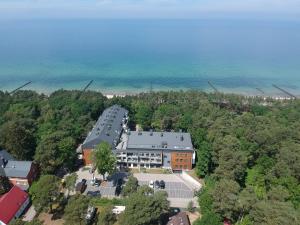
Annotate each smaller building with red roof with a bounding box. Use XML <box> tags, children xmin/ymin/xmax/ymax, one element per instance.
<box><xmin>0</xmin><ymin>186</ymin><xmax>30</xmax><ymax>225</ymax></box>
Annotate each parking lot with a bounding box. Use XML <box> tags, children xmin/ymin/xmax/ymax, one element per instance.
<box><xmin>73</xmin><ymin>167</ymin><xmax>127</xmax><ymax>198</ymax></box>
<box><xmin>71</xmin><ymin>167</ymin><xmax>200</xmax><ymax>208</ymax></box>
<box><xmin>134</xmin><ymin>173</ymin><xmax>199</xmax><ymax>208</ymax></box>
<box><xmin>139</xmin><ymin>181</ymin><xmax>194</xmax><ymax>198</ymax></box>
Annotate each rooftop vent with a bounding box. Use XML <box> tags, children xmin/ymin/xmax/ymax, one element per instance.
<box><xmin>160</xmin><ymin>132</ymin><xmax>164</xmax><ymax>137</ymax></box>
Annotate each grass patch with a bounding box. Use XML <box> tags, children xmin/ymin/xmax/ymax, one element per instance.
<box><xmin>129</xmin><ymin>168</ymin><xmax>172</xmax><ymax>174</ymax></box>
<box><xmin>91</xmin><ymin>197</ymin><xmax>126</xmax><ymax>207</ymax></box>
<box><xmin>81</xmin><ymin>167</ymin><xmax>91</xmax><ymax>171</ymax></box>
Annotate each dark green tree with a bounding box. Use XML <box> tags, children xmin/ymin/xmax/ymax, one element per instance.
<box><xmin>34</xmin><ymin>131</ymin><xmax>76</xmax><ymax>174</ymax></box>
<box><xmin>97</xmin><ymin>206</ymin><xmax>116</xmax><ymax>225</ymax></box>
<box><xmin>212</xmin><ymin>179</ymin><xmax>240</xmax><ymax>222</ymax></box>
<box><xmin>133</xmin><ymin>101</ymin><xmax>153</xmax><ymax>129</ymax></box>
<box><xmin>196</xmin><ymin>141</ymin><xmax>212</xmax><ymax>178</ymax></box>
<box><xmin>63</xmin><ymin>194</ymin><xmax>90</xmax><ymax>225</ymax></box>
<box><xmin>194</xmin><ymin>211</ymin><xmax>222</xmax><ymax>225</ymax></box>
<box><xmin>64</xmin><ymin>173</ymin><xmax>78</xmax><ymax>197</ymax></box>
<box><xmin>120</xmin><ymin>191</ymin><xmax>169</xmax><ymax>225</ymax></box>
<box><xmin>0</xmin><ymin>119</ymin><xmax>36</xmax><ymax>160</ymax></box>
<box><xmin>92</xmin><ymin>142</ymin><xmax>116</xmax><ymax>180</ymax></box>
<box><xmin>0</xmin><ymin>176</ymin><xmax>11</xmax><ymax>195</ymax></box>
<box><xmin>214</xmin><ymin>136</ymin><xmax>247</xmax><ymax>183</ymax></box>
<box><xmin>122</xmin><ymin>176</ymin><xmax>139</xmax><ymax>197</ymax></box>
<box><xmin>249</xmin><ymin>200</ymin><xmax>300</xmax><ymax>225</ymax></box>
<box><xmin>29</xmin><ymin>175</ymin><xmax>61</xmax><ymax>213</ymax></box>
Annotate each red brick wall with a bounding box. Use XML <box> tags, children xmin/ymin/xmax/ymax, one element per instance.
<box><xmin>26</xmin><ymin>163</ymin><xmax>38</xmax><ymax>185</ymax></box>
<box><xmin>171</xmin><ymin>152</ymin><xmax>193</xmax><ymax>170</ymax></box>
<box><xmin>83</xmin><ymin>149</ymin><xmax>93</xmax><ymax>165</ymax></box>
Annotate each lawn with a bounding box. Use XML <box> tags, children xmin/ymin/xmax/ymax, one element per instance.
<box><xmin>91</xmin><ymin>197</ymin><xmax>126</xmax><ymax>208</ymax></box>
<box><xmin>129</xmin><ymin>167</ymin><xmax>172</xmax><ymax>174</ymax></box>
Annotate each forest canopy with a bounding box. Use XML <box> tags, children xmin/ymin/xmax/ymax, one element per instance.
<box><xmin>0</xmin><ymin>89</ymin><xmax>299</xmax><ymax>225</ymax></box>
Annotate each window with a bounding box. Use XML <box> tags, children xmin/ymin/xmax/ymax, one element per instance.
<box><xmin>176</xmin><ymin>159</ymin><xmax>179</xmax><ymax>162</ymax></box>
<box><xmin>180</xmin><ymin>165</ymin><xmax>183</xmax><ymax>169</ymax></box>
<box><xmin>180</xmin><ymin>159</ymin><xmax>183</xmax><ymax>162</ymax></box>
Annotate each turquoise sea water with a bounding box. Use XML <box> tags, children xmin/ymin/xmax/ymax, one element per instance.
<box><xmin>0</xmin><ymin>19</ymin><xmax>300</xmax><ymax>95</ymax></box>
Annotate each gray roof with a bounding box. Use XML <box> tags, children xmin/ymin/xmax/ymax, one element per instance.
<box><xmin>0</xmin><ymin>150</ymin><xmax>14</xmax><ymax>168</ymax></box>
<box><xmin>126</xmin><ymin>131</ymin><xmax>194</xmax><ymax>151</ymax></box>
<box><xmin>0</xmin><ymin>150</ymin><xmax>13</xmax><ymax>177</ymax></box>
<box><xmin>3</xmin><ymin>161</ymin><xmax>32</xmax><ymax>178</ymax></box>
<box><xmin>82</xmin><ymin>105</ymin><xmax>128</xmax><ymax>149</ymax></box>
<box><xmin>0</xmin><ymin>167</ymin><xmax>5</xmax><ymax>176</ymax></box>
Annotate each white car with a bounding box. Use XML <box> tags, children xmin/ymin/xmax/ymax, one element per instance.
<box><xmin>85</xmin><ymin>206</ymin><xmax>96</xmax><ymax>221</ymax></box>
<box><xmin>149</xmin><ymin>180</ymin><xmax>154</xmax><ymax>188</ymax></box>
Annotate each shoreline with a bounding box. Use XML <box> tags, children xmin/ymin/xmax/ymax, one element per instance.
<box><xmin>0</xmin><ymin>87</ymin><xmax>298</xmax><ymax>100</ymax></box>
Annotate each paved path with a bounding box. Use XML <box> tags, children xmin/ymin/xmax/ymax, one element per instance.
<box><xmin>22</xmin><ymin>205</ymin><xmax>36</xmax><ymax>222</ymax></box>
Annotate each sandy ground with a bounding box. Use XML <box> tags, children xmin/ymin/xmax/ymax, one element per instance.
<box><xmin>187</xmin><ymin>211</ymin><xmax>201</xmax><ymax>224</ymax></box>
<box><xmin>38</xmin><ymin>213</ymin><xmax>64</xmax><ymax>225</ymax></box>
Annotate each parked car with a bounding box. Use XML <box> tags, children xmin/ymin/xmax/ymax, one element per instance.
<box><xmin>159</xmin><ymin>180</ymin><xmax>165</xmax><ymax>189</ymax></box>
<box><xmin>91</xmin><ymin>178</ymin><xmax>101</xmax><ymax>186</ymax></box>
<box><xmin>149</xmin><ymin>180</ymin><xmax>154</xmax><ymax>188</ymax></box>
<box><xmin>155</xmin><ymin>180</ymin><xmax>160</xmax><ymax>189</ymax></box>
<box><xmin>115</xmin><ymin>178</ymin><xmax>123</xmax><ymax>196</ymax></box>
<box><xmin>75</xmin><ymin>182</ymin><xmax>87</xmax><ymax>194</ymax></box>
<box><xmin>94</xmin><ymin>179</ymin><xmax>101</xmax><ymax>187</ymax></box>
<box><xmin>87</xmin><ymin>191</ymin><xmax>101</xmax><ymax>197</ymax></box>
<box><xmin>85</xmin><ymin>206</ymin><xmax>96</xmax><ymax>224</ymax></box>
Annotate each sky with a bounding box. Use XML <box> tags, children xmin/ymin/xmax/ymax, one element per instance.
<box><xmin>0</xmin><ymin>0</ymin><xmax>299</xmax><ymax>20</ymax></box>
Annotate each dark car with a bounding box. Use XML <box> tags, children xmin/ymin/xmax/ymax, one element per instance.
<box><xmin>87</xmin><ymin>191</ymin><xmax>101</xmax><ymax>197</ymax></box>
<box><xmin>155</xmin><ymin>180</ymin><xmax>160</xmax><ymax>189</ymax></box>
<box><xmin>76</xmin><ymin>182</ymin><xmax>87</xmax><ymax>194</ymax></box>
<box><xmin>94</xmin><ymin>179</ymin><xmax>101</xmax><ymax>187</ymax></box>
<box><xmin>159</xmin><ymin>180</ymin><xmax>165</xmax><ymax>189</ymax></box>
<box><xmin>81</xmin><ymin>179</ymin><xmax>87</xmax><ymax>185</ymax></box>
<box><xmin>115</xmin><ymin>178</ymin><xmax>123</xmax><ymax>196</ymax></box>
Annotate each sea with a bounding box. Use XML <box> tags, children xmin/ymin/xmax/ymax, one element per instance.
<box><xmin>0</xmin><ymin>19</ymin><xmax>300</xmax><ymax>96</ymax></box>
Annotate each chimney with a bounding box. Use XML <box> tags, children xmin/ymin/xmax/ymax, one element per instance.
<box><xmin>180</xmin><ymin>135</ymin><xmax>184</xmax><ymax>141</ymax></box>
<box><xmin>1</xmin><ymin>157</ymin><xmax>7</xmax><ymax>168</ymax></box>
